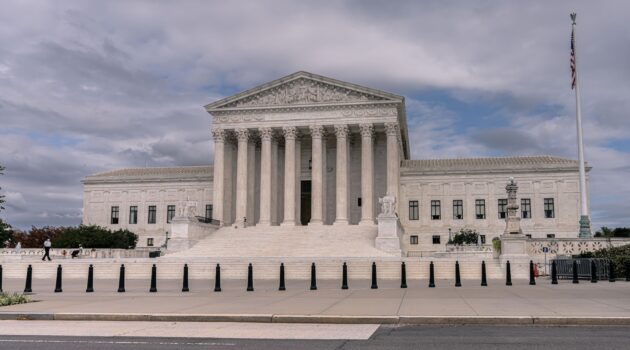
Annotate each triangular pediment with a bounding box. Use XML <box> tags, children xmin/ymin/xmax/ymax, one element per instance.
<box><xmin>205</xmin><ymin>71</ymin><xmax>403</xmax><ymax>111</ymax></box>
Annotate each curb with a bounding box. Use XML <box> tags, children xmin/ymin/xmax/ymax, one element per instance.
<box><xmin>2</xmin><ymin>312</ymin><xmax>630</xmax><ymax>325</ymax></box>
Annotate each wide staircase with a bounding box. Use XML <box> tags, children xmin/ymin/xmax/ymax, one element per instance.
<box><xmin>166</xmin><ymin>224</ymin><xmax>396</xmax><ymax>258</ymax></box>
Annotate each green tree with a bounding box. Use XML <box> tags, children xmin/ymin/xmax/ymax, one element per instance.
<box><xmin>450</xmin><ymin>228</ymin><xmax>479</xmax><ymax>245</ymax></box>
<box><xmin>0</xmin><ymin>164</ymin><xmax>12</xmax><ymax>247</ymax></box>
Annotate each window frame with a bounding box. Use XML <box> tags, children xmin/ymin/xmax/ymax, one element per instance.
<box><xmin>129</xmin><ymin>206</ymin><xmax>138</xmax><ymax>225</ymax></box>
<box><xmin>408</xmin><ymin>200</ymin><xmax>419</xmax><ymax>221</ymax></box>
<box><xmin>430</xmin><ymin>200</ymin><xmax>441</xmax><ymax>220</ymax></box>
<box><xmin>410</xmin><ymin>235</ymin><xmax>419</xmax><ymax>245</ymax></box>
<box><xmin>110</xmin><ymin>206</ymin><xmax>119</xmax><ymax>225</ymax></box>
<box><xmin>453</xmin><ymin>200</ymin><xmax>463</xmax><ymax>220</ymax></box>
<box><xmin>167</xmin><ymin>205</ymin><xmax>176</xmax><ymax>223</ymax></box>
<box><xmin>475</xmin><ymin>199</ymin><xmax>486</xmax><ymax>219</ymax></box>
<box><xmin>148</xmin><ymin>205</ymin><xmax>157</xmax><ymax>224</ymax></box>
<box><xmin>521</xmin><ymin>198</ymin><xmax>531</xmax><ymax>219</ymax></box>
<box><xmin>544</xmin><ymin>198</ymin><xmax>555</xmax><ymax>218</ymax></box>
<box><xmin>147</xmin><ymin>238</ymin><xmax>154</xmax><ymax>247</ymax></box>
<box><xmin>432</xmin><ymin>235</ymin><xmax>441</xmax><ymax>245</ymax></box>
<box><xmin>498</xmin><ymin>199</ymin><xmax>508</xmax><ymax>219</ymax></box>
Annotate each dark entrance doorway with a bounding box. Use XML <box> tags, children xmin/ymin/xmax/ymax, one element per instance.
<box><xmin>300</xmin><ymin>180</ymin><xmax>312</xmax><ymax>225</ymax></box>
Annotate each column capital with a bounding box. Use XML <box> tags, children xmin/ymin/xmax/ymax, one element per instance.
<box><xmin>282</xmin><ymin>126</ymin><xmax>298</xmax><ymax>140</ymax></box>
<box><xmin>259</xmin><ymin>127</ymin><xmax>273</xmax><ymax>141</ymax></box>
<box><xmin>309</xmin><ymin>125</ymin><xmax>325</xmax><ymax>138</ymax></box>
<box><xmin>235</xmin><ymin>128</ymin><xmax>249</xmax><ymax>142</ymax></box>
<box><xmin>334</xmin><ymin>124</ymin><xmax>349</xmax><ymax>138</ymax></box>
<box><xmin>211</xmin><ymin>127</ymin><xmax>226</xmax><ymax>142</ymax></box>
<box><xmin>359</xmin><ymin>123</ymin><xmax>374</xmax><ymax>138</ymax></box>
<box><xmin>384</xmin><ymin>122</ymin><xmax>399</xmax><ymax>136</ymax></box>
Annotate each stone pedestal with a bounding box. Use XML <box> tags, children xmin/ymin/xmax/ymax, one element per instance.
<box><xmin>168</xmin><ymin>216</ymin><xmax>219</xmax><ymax>252</ymax></box>
<box><xmin>375</xmin><ymin>214</ymin><xmax>403</xmax><ymax>256</ymax></box>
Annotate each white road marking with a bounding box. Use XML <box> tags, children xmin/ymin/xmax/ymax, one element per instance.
<box><xmin>0</xmin><ymin>339</ymin><xmax>235</xmax><ymax>346</ymax></box>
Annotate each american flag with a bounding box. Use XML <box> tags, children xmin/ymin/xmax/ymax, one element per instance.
<box><xmin>570</xmin><ymin>28</ymin><xmax>576</xmax><ymax>89</ymax></box>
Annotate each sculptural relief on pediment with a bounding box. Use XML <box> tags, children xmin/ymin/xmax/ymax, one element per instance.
<box><xmin>222</xmin><ymin>78</ymin><xmax>387</xmax><ymax>108</ymax></box>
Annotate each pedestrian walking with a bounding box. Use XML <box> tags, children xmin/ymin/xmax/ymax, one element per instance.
<box><xmin>42</xmin><ymin>238</ymin><xmax>52</xmax><ymax>261</ymax></box>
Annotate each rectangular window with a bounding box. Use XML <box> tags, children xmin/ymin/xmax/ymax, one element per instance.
<box><xmin>205</xmin><ymin>204</ymin><xmax>213</xmax><ymax>220</ymax></box>
<box><xmin>129</xmin><ymin>206</ymin><xmax>138</xmax><ymax>224</ymax></box>
<box><xmin>358</xmin><ymin>197</ymin><xmax>362</xmax><ymax>207</ymax></box>
<box><xmin>167</xmin><ymin>205</ymin><xmax>176</xmax><ymax>223</ymax></box>
<box><xmin>544</xmin><ymin>198</ymin><xmax>555</xmax><ymax>218</ymax></box>
<box><xmin>410</xmin><ymin>235</ymin><xmax>418</xmax><ymax>245</ymax></box>
<box><xmin>498</xmin><ymin>199</ymin><xmax>508</xmax><ymax>219</ymax></box>
<box><xmin>453</xmin><ymin>200</ymin><xmax>463</xmax><ymax>220</ymax></box>
<box><xmin>432</xmin><ymin>235</ymin><xmax>441</xmax><ymax>244</ymax></box>
<box><xmin>475</xmin><ymin>199</ymin><xmax>486</xmax><ymax>219</ymax></box>
<box><xmin>525</xmin><ymin>234</ymin><xmax>532</xmax><ymax>239</ymax></box>
<box><xmin>110</xmin><ymin>206</ymin><xmax>119</xmax><ymax>224</ymax></box>
<box><xmin>480</xmin><ymin>235</ymin><xmax>486</xmax><ymax>244</ymax></box>
<box><xmin>521</xmin><ymin>198</ymin><xmax>531</xmax><ymax>219</ymax></box>
<box><xmin>147</xmin><ymin>238</ymin><xmax>154</xmax><ymax>247</ymax></box>
<box><xmin>409</xmin><ymin>200</ymin><xmax>419</xmax><ymax>220</ymax></box>
<box><xmin>148</xmin><ymin>205</ymin><xmax>156</xmax><ymax>224</ymax></box>
<box><xmin>547</xmin><ymin>234</ymin><xmax>556</xmax><ymax>238</ymax></box>
<box><xmin>430</xmin><ymin>200</ymin><xmax>441</xmax><ymax>220</ymax></box>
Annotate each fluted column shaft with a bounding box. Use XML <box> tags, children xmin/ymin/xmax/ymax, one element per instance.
<box><xmin>360</xmin><ymin>123</ymin><xmax>374</xmax><ymax>224</ymax></box>
<box><xmin>309</xmin><ymin>125</ymin><xmax>324</xmax><ymax>225</ymax></box>
<box><xmin>258</xmin><ymin>127</ymin><xmax>273</xmax><ymax>225</ymax></box>
<box><xmin>281</xmin><ymin>126</ymin><xmax>297</xmax><ymax>226</ymax></box>
<box><xmin>385</xmin><ymin>123</ymin><xmax>400</xmax><ymax>200</ymax></box>
<box><xmin>211</xmin><ymin>128</ymin><xmax>225</xmax><ymax>225</ymax></box>
<box><xmin>235</xmin><ymin>128</ymin><xmax>249</xmax><ymax>227</ymax></box>
<box><xmin>334</xmin><ymin>125</ymin><xmax>349</xmax><ymax>225</ymax></box>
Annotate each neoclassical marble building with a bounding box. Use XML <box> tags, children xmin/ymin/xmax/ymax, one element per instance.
<box><xmin>83</xmin><ymin>72</ymin><xmax>588</xmax><ymax>256</ymax></box>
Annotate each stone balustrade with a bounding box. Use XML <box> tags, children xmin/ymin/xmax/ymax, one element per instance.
<box><xmin>1</xmin><ymin>247</ymin><xmax>158</xmax><ymax>260</ymax></box>
<box><xmin>526</xmin><ymin>238</ymin><xmax>630</xmax><ymax>258</ymax></box>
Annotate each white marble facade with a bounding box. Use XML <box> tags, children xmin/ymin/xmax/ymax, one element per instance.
<box><xmin>82</xmin><ymin>72</ymin><xmax>588</xmax><ymax>253</ymax></box>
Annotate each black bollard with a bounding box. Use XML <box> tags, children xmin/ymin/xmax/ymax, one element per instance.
<box><xmin>371</xmin><ymin>262</ymin><xmax>378</xmax><ymax>289</ymax></box>
<box><xmin>481</xmin><ymin>261</ymin><xmax>487</xmax><ymax>287</ymax></box>
<box><xmin>572</xmin><ymin>260</ymin><xmax>579</xmax><ymax>284</ymax></box>
<box><xmin>626</xmin><ymin>262</ymin><xmax>630</xmax><ymax>282</ymax></box>
<box><xmin>341</xmin><ymin>262</ymin><xmax>349</xmax><ymax>290</ymax></box>
<box><xmin>54</xmin><ymin>264</ymin><xmax>63</xmax><ymax>293</ymax></box>
<box><xmin>24</xmin><ymin>264</ymin><xmax>33</xmax><ymax>294</ymax></box>
<box><xmin>182</xmin><ymin>264</ymin><xmax>189</xmax><ymax>292</ymax></box>
<box><xmin>551</xmin><ymin>260</ymin><xmax>558</xmax><ymax>285</ymax></box>
<box><xmin>529</xmin><ymin>260</ymin><xmax>536</xmax><ymax>286</ymax></box>
<box><xmin>279</xmin><ymin>263</ymin><xmax>286</xmax><ymax>291</ymax></box>
<box><xmin>117</xmin><ymin>264</ymin><xmax>126</xmax><ymax>293</ymax></box>
<box><xmin>454</xmin><ymin>261</ymin><xmax>461</xmax><ymax>287</ymax></box>
<box><xmin>247</xmin><ymin>263</ymin><xmax>254</xmax><ymax>291</ymax></box>
<box><xmin>0</xmin><ymin>265</ymin><xmax>3</xmax><ymax>293</ymax></box>
<box><xmin>505</xmin><ymin>261</ymin><xmax>512</xmax><ymax>286</ymax></box>
<box><xmin>214</xmin><ymin>264</ymin><xmax>221</xmax><ymax>292</ymax></box>
<box><xmin>86</xmin><ymin>264</ymin><xmax>94</xmax><ymax>293</ymax></box>
<box><xmin>149</xmin><ymin>264</ymin><xmax>157</xmax><ymax>293</ymax></box>
<box><xmin>609</xmin><ymin>260</ymin><xmax>616</xmax><ymax>282</ymax></box>
<box><xmin>429</xmin><ymin>261</ymin><xmax>435</xmax><ymax>288</ymax></box>
<box><xmin>310</xmin><ymin>263</ymin><xmax>317</xmax><ymax>290</ymax></box>
<box><xmin>590</xmin><ymin>260</ymin><xmax>597</xmax><ymax>283</ymax></box>
<box><xmin>400</xmin><ymin>262</ymin><xmax>407</xmax><ymax>289</ymax></box>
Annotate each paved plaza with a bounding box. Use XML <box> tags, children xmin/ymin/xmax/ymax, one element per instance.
<box><xmin>1</xmin><ymin>277</ymin><xmax>629</xmax><ymax>323</ymax></box>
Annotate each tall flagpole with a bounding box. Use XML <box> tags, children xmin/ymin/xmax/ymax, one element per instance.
<box><xmin>571</xmin><ymin>13</ymin><xmax>591</xmax><ymax>238</ymax></box>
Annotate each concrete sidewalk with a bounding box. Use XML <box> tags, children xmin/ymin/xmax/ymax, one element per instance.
<box><xmin>1</xmin><ymin>278</ymin><xmax>629</xmax><ymax>325</ymax></box>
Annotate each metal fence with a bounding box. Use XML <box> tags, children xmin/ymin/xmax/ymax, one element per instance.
<box><xmin>553</xmin><ymin>258</ymin><xmax>610</xmax><ymax>280</ymax></box>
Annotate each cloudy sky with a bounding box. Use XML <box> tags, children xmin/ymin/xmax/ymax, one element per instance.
<box><xmin>1</xmin><ymin>0</ymin><xmax>628</xmax><ymax>230</ymax></box>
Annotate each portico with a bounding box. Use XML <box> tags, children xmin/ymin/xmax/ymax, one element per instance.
<box><xmin>205</xmin><ymin>72</ymin><xmax>409</xmax><ymax>228</ymax></box>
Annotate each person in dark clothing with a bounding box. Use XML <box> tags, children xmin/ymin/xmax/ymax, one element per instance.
<box><xmin>42</xmin><ymin>238</ymin><xmax>52</xmax><ymax>261</ymax></box>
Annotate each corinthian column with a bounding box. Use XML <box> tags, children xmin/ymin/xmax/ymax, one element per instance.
<box><xmin>334</xmin><ymin>124</ymin><xmax>349</xmax><ymax>225</ymax></box>
<box><xmin>235</xmin><ymin>128</ymin><xmax>249</xmax><ymax>227</ymax></box>
<box><xmin>385</xmin><ymin>122</ymin><xmax>400</xmax><ymax>201</ymax></box>
<box><xmin>258</xmin><ymin>127</ymin><xmax>273</xmax><ymax>226</ymax></box>
<box><xmin>309</xmin><ymin>125</ymin><xmax>324</xmax><ymax>225</ymax></box>
<box><xmin>211</xmin><ymin>127</ymin><xmax>225</xmax><ymax>225</ymax></box>
<box><xmin>359</xmin><ymin>123</ymin><xmax>374</xmax><ymax>225</ymax></box>
<box><xmin>281</xmin><ymin>126</ymin><xmax>297</xmax><ymax>226</ymax></box>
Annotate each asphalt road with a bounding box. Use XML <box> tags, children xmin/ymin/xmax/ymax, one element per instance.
<box><xmin>0</xmin><ymin>325</ymin><xmax>629</xmax><ymax>350</ymax></box>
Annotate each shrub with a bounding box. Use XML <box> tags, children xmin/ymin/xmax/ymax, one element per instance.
<box><xmin>579</xmin><ymin>244</ymin><xmax>630</xmax><ymax>277</ymax></box>
<box><xmin>450</xmin><ymin>228</ymin><xmax>479</xmax><ymax>245</ymax></box>
<box><xmin>492</xmin><ymin>237</ymin><xmax>501</xmax><ymax>252</ymax></box>
<box><xmin>10</xmin><ymin>225</ymin><xmax>138</xmax><ymax>249</ymax></box>
<box><xmin>0</xmin><ymin>293</ymin><xmax>31</xmax><ymax>307</ymax></box>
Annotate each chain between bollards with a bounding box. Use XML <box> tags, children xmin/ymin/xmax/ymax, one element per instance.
<box><xmin>117</xmin><ymin>264</ymin><xmax>125</xmax><ymax>293</ymax></box>
<box><xmin>454</xmin><ymin>261</ymin><xmax>461</xmax><ymax>287</ymax></box>
<box><xmin>86</xmin><ymin>264</ymin><xmax>94</xmax><ymax>293</ymax></box>
<box><xmin>279</xmin><ymin>263</ymin><xmax>286</xmax><ymax>291</ymax></box>
<box><xmin>341</xmin><ymin>262</ymin><xmax>349</xmax><ymax>290</ymax></box>
<box><xmin>371</xmin><ymin>262</ymin><xmax>378</xmax><ymax>289</ymax></box>
<box><xmin>182</xmin><ymin>264</ymin><xmax>190</xmax><ymax>292</ymax></box>
<box><xmin>429</xmin><ymin>261</ymin><xmax>435</xmax><ymax>288</ymax></box>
